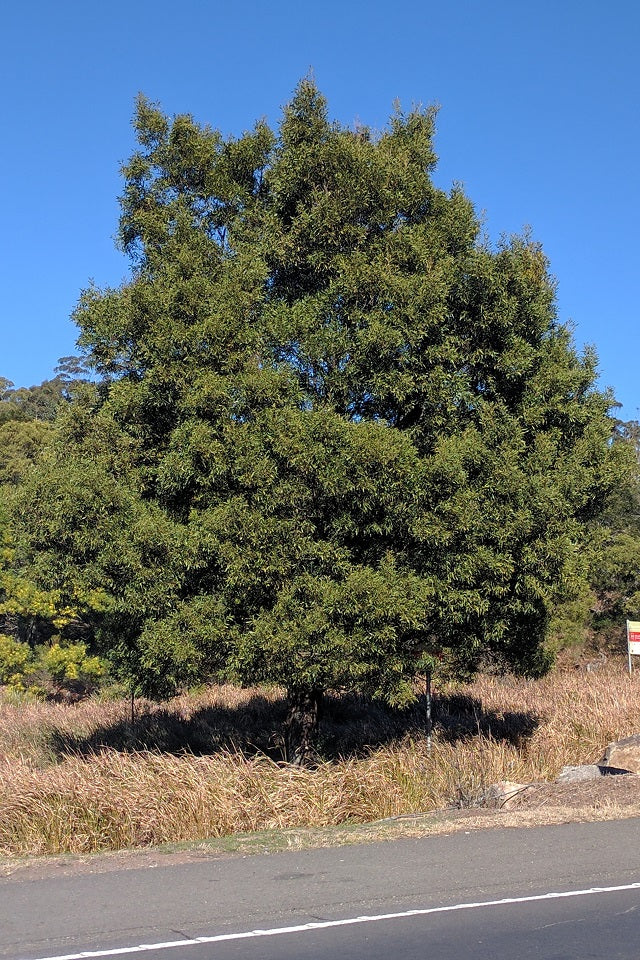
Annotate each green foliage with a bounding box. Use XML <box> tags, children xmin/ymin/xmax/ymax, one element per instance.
<box><xmin>0</xmin><ymin>356</ymin><xmax>90</xmax><ymax>425</ymax></box>
<box><xmin>0</xmin><ymin>358</ymin><xmax>93</xmax><ymax>648</ymax></box>
<box><xmin>0</xmin><ymin>635</ymin><xmax>106</xmax><ymax>697</ymax></box>
<box><xmin>0</xmin><ymin>634</ymin><xmax>32</xmax><ymax>686</ymax></box>
<box><xmin>0</xmin><ymin>420</ymin><xmax>53</xmax><ymax>486</ymax></box>
<box><xmin>37</xmin><ymin>641</ymin><xmax>106</xmax><ymax>686</ymax></box>
<box><xmin>545</xmin><ymin>417</ymin><xmax>640</xmax><ymax>656</ymax></box>
<box><xmin>6</xmin><ymin>79</ymin><xmax>629</xmax><ymax>737</ymax></box>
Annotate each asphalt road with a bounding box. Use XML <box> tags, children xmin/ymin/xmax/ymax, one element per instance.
<box><xmin>2</xmin><ymin>819</ymin><xmax>640</xmax><ymax>960</ymax></box>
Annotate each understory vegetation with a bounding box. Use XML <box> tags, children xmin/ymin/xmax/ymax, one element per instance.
<box><xmin>2</xmin><ymin>663</ymin><xmax>639</xmax><ymax>857</ymax></box>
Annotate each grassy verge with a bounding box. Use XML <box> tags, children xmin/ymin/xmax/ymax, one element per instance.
<box><xmin>1</xmin><ymin>663</ymin><xmax>639</xmax><ymax>857</ymax></box>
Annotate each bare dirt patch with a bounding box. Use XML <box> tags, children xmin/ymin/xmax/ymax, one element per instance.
<box><xmin>508</xmin><ymin>772</ymin><xmax>640</xmax><ymax>813</ymax></box>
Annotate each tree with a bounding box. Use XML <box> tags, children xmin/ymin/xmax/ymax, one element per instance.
<box><xmin>0</xmin><ymin>357</ymin><xmax>92</xmax><ymax>647</ymax></box>
<box><xmin>8</xmin><ymin>80</ymin><xmax>627</xmax><ymax>759</ymax></box>
<box><xmin>583</xmin><ymin>417</ymin><xmax>640</xmax><ymax>649</ymax></box>
<box><xmin>0</xmin><ymin>356</ymin><xmax>90</xmax><ymax>425</ymax></box>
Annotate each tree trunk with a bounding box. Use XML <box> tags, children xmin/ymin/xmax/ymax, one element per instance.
<box><xmin>285</xmin><ymin>687</ymin><xmax>323</xmax><ymax>766</ymax></box>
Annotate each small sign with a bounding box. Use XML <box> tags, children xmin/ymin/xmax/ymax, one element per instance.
<box><xmin>627</xmin><ymin>621</ymin><xmax>640</xmax><ymax>673</ymax></box>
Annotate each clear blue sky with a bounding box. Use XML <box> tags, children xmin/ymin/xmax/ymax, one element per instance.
<box><xmin>2</xmin><ymin>0</ymin><xmax>638</xmax><ymax>419</ymax></box>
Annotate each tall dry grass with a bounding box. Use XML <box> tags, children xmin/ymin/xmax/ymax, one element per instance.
<box><xmin>1</xmin><ymin>663</ymin><xmax>639</xmax><ymax>857</ymax></box>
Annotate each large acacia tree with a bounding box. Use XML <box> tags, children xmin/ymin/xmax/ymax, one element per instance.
<box><xmin>11</xmin><ymin>80</ymin><xmax>625</xmax><ymax>759</ymax></box>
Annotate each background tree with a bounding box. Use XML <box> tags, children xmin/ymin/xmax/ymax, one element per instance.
<box><xmin>0</xmin><ymin>357</ymin><xmax>93</xmax><ymax>651</ymax></box>
<box><xmin>7</xmin><ymin>81</ymin><xmax>629</xmax><ymax>759</ymax></box>
<box><xmin>545</xmin><ymin>415</ymin><xmax>640</xmax><ymax>657</ymax></box>
<box><xmin>0</xmin><ymin>356</ymin><xmax>90</xmax><ymax>424</ymax></box>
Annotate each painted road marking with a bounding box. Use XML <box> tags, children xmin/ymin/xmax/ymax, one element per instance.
<box><xmin>21</xmin><ymin>881</ymin><xmax>640</xmax><ymax>960</ymax></box>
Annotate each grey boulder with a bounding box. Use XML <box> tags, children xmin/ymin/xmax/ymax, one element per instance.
<box><xmin>600</xmin><ymin>734</ymin><xmax>640</xmax><ymax>774</ymax></box>
<box><xmin>556</xmin><ymin>764</ymin><xmax>630</xmax><ymax>783</ymax></box>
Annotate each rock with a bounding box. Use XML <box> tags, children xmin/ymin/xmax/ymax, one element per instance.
<box><xmin>557</xmin><ymin>764</ymin><xmax>604</xmax><ymax>783</ymax></box>
<box><xmin>556</xmin><ymin>763</ymin><xmax>631</xmax><ymax>783</ymax></box>
<box><xmin>483</xmin><ymin>781</ymin><xmax>536</xmax><ymax>808</ymax></box>
<box><xmin>600</xmin><ymin>734</ymin><xmax>640</xmax><ymax>774</ymax></box>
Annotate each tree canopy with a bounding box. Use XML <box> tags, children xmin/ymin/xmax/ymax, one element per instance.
<box><xmin>6</xmin><ymin>79</ymin><xmax>630</xmax><ymax>758</ymax></box>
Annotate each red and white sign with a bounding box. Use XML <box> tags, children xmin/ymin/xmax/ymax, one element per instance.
<box><xmin>627</xmin><ymin>621</ymin><xmax>640</xmax><ymax>657</ymax></box>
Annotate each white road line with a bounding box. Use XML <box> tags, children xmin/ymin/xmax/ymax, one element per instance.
<box><xmin>22</xmin><ymin>881</ymin><xmax>640</xmax><ymax>960</ymax></box>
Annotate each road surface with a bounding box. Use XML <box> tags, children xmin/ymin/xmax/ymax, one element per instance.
<box><xmin>2</xmin><ymin>818</ymin><xmax>640</xmax><ymax>959</ymax></box>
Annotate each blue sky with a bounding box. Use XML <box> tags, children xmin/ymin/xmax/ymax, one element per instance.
<box><xmin>2</xmin><ymin>0</ymin><xmax>638</xmax><ymax>419</ymax></box>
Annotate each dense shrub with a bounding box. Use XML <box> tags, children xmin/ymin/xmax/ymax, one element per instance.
<box><xmin>0</xmin><ymin>637</ymin><xmax>107</xmax><ymax>700</ymax></box>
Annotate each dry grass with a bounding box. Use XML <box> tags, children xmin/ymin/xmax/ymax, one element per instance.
<box><xmin>1</xmin><ymin>663</ymin><xmax>640</xmax><ymax>857</ymax></box>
